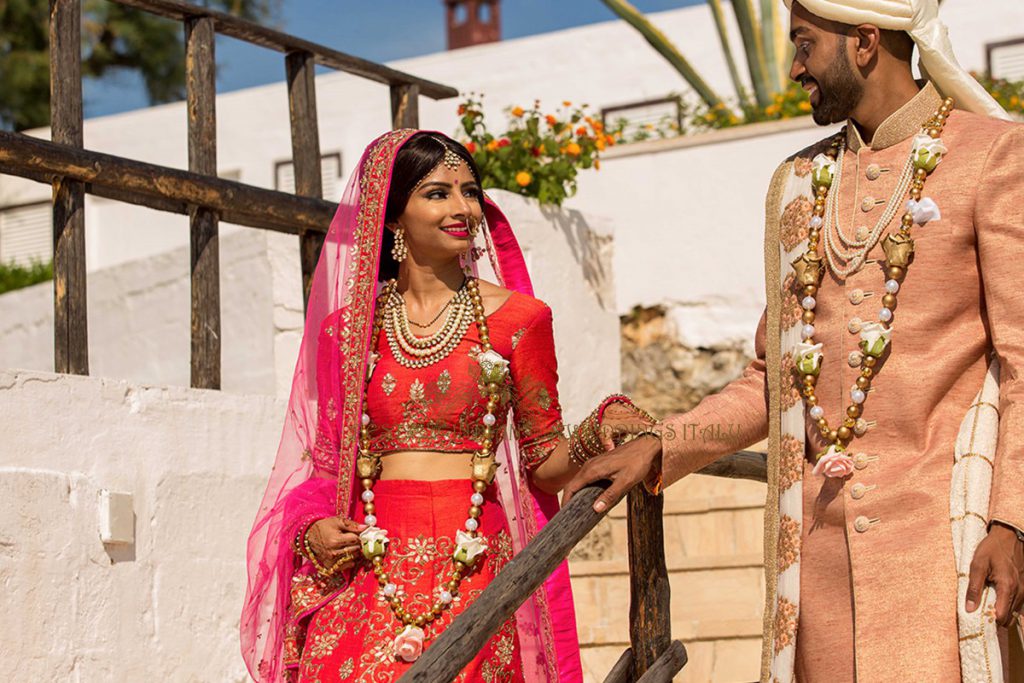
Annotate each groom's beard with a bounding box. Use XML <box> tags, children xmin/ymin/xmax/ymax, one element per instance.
<box><xmin>809</xmin><ymin>46</ymin><xmax>864</xmax><ymax>126</ymax></box>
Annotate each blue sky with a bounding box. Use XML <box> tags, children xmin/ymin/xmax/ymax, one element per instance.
<box><xmin>83</xmin><ymin>0</ymin><xmax>703</xmax><ymax>118</ymax></box>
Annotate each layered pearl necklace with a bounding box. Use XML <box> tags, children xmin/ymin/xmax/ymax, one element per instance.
<box><xmin>791</xmin><ymin>96</ymin><xmax>953</xmax><ymax>474</ymax></box>
<box><xmin>383</xmin><ymin>280</ymin><xmax>475</xmax><ymax>369</ymax></box>
<box><xmin>356</xmin><ymin>276</ymin><xmax>509</xmax><ymax>661</ymax></box>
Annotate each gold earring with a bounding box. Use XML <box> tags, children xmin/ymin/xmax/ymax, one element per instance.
<box><xmin>391</xmin><ymin>227</ymin><xmax>408</xmax><ymax>262</ymax></box>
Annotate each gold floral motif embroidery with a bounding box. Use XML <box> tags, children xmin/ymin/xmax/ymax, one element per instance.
<box><xmin>778</xmin><ymin>434</ymin><xmax>804</xmax><ymax>491</ymax></box>
<box><xmin>437</xmin><ymin>369</ymin><xmax>452</xmax><ymax>395</ymax></box>
<box><xmin>535</xmin><ymin>388</ymin><xmax>552</xmax><ymax>411</ymax></box>
<box><xmin>339</xmin><ymin>658</ymin><xmax>354</xmax><ymax>678</ymax></box>
<box><xmin>325</xmin><ymin>326</ymin><xmax>335</xmax><ymax>337</ymax></box>
<box><xmin>773</xmin><ymin>596</ymin><xmax>798</xmax><ymax>654</ymax></box>
<box><xmin>334</xmin><ymin>129</ymin><xmax>415</xmax><ymax>517</ymax></box>
<box><xmin>780</xmin><ymin>352</ymin><xmax>802</xmax><ymax>410</ymax></box>
<box><xmin>793</xmin><ymin>156</ymin><xmax>813</xmax><ymax>177</ymax></box>
<box><xmin>511</xmin><ymin>328</ymin><xmax>526</xmax><ymax>350</ymax></box>
<box><xmin>777</xmin><ymin>514</ymin><xmax>800</xmax><ymax>572</ymax></box>
<box><xmin>381</xmin><ymin>373</ymin><xmax>397</xmax><ymax>396</ymax></box>
<box><xmin>779</xmin><ymin>195</ymin><xmax>813</xmax><ymax>252</ymax></box>
<box><xmin>409</xmin><ymin>379</ymin><xmax>425</xmax><ymax>402</ymax></box>
<box><xmin>781</xmin><ymin>273</ymin><xmax>802</xmax><ymax>330</ymax></box>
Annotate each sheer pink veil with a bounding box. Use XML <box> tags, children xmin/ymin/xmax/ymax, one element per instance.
<box><xmin>241</xmin><ymin>129</ymin><xmax>581</xmax><ymax>682</ymax></box>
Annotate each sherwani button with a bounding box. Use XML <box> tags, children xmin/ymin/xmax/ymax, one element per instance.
<box><xmin>854</xmin><ymin>516</ymin><xmax>871</xmax><ymax>533</ymax></box>
<box><xmin>849</xmin><ymin>288</ymin><xmax>866</xmax><ymax>305</ymax></box>
<box><xmin>848</xmin><ymin>317</ymin><xmax>863</xmax><ymax>334</ymax></box>
<box><xmin>848</xmin><ymin>351</ymin><xmax>864</xmax><ymax>367</ymax></box>
<box><xmin>866</xmin><ymin>164</ymin><xmax>882</xmax><ymax>180</ymax></box>
<box><xmin>851</xmin><ymin>483</ymin><xmax>867</xmax><ymax>499</ymax></box>
<box><xmin>854</xmin><ymin>418</ymin><xmax>870</xmax><ymax>436</ymax></box>
<box><xmin>861</xmin><ymin>197</ymin><xmax>876</xmax><ymax>212</ymax></box>
<box><xmin>853</xmin><ymin>453</ymin><xmax>870</xmax><ymax>469</ymax></box>
<box><xmin>855</xmin><ymin>225</ymin><xmax>870</xmax><ymax>240</ymax></box>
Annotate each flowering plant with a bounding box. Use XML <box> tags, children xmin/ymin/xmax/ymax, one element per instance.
<box><xmin>456</xmin><ymin>96</ymin><xmax>613</xmax><ymax>206</ymax></box>
<box><xmin>971</xmin><ymin>72</ymin><xmax>1024</xmax><ymax>116</ymax></box>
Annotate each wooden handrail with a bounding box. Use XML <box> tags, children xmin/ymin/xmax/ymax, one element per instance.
<box><xmin>110</xmin><ymin>0</ymin><xmax>459</xmax><ymax>99</ymax></box>
<box><xmin>396</xmin><ymin>451</ymin><xmax>767</xmax><ymax>681</ymax></box>
<box><xmin>0</xmin><ymin>131</ymin><xmax>336</xmax><ymax>235</ymax></box>
<box><xmin>397</xmin><ymin>482</ymin><xmax>610</xmax><ymax>682</ymax></box>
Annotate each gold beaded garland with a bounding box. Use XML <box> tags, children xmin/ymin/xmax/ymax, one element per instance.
<box><xmin>795</xmin><ymin>97</ymin><xmax>953</xmax><ymax>464</ymax></box>
<box><xmin>358</xmin><ymin>276</ymin><xmax>503</xmax><ymax>637</ymax></box>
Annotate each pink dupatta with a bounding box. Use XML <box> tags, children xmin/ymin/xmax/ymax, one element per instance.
<box><xmin>241</xmin><ymin>129</ymin><xmax>582</xmax><ymax>682</ymax></box>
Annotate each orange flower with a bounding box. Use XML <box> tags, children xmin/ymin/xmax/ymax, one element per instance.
<box><xmin>798</xmin><ymin>101</ymin><xmax>812</xmax><ymax>113</ymax></box>
<box><xmin>594</xmin><ymin>159</ymin><xmax>601</xmax><ymax>170</ymax></box>
<box><xmin>486</xmin><ymin>139</ymin><xmax>500</xmax><ymax>152</ymax></box>
<box><xmin>576</xmin><ymin>126</ymin><xmax>588</xmax><ymax>136</ymax></box>
<box><xmin>511</xmin><ymin>106</ymin><xmax>525</xmax><ymax>117</ymax></box>
<box><xmin>563</xmin><ymin>100</ymin><xmax>572</xmax><ymax>107</ymax></box>
<box><xmin>592</xmin><ymin>120</ymin><xmax>604</xmax><ymax>133</ymax></box>
<box><xmin>604</xmin><ymin>134</ymin><xmax>615</xmax><ymax>146</ymax></box>
<box><xmin>466</xmin><ymin>141</ymin><xmax>477</xmax><ymax>154</ymax></box>
<box><xmin>596</xmin><ymin>138</ymin><xmax>605</xmax><ymax>151</ymax></box>
<box><xmin>457</xmin><ymin>104</ymin><xmax>467</xmax><ymax>116</ymax></box>
<box><xmin>545</xmin><ymin>114</ymin><xmax>558</xmax><ymax>126</ymax></box>
<box><xmin>515</xmin><ymin>171</ymin><xmax>532</xmax><ymax>187</ymax></box>
<box><xmin>565</xmin><ymin>142</ymin><xmax>582</xmax><ymax>156</ymax></box>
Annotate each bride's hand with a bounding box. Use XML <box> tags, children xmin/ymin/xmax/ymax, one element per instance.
<box><xmin>306</xmin><ymin>517</ymin><xmax>367</xmax><ymax>569</ymax></box>
<box><xmin>597</xmin><ymin>402</ymin><xmax>657</xmax><ymax>451</ymax></box>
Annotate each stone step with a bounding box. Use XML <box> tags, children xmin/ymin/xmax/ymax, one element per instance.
<box><xmin>580</xmin><ymin>636</ymin><xmax>761</xmax><ymax>683</ymax></box>
<box><xmin>570</xmin><ymin>558</ymin><xmax>764</xmax><ymax>645</ymax></box>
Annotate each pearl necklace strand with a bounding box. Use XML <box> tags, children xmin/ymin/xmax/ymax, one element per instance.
<box><xmin>822</xmin><ymin>149</ymin><xmax>916</xmax><ymax>278</ymax></box>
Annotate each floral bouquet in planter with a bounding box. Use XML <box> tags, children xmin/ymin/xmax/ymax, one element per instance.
<box><xmin>456</xmin><ymin>95</ymin><xmax>616</xmax><ymax>206</ymax></box>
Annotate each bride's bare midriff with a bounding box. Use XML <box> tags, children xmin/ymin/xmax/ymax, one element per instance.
<box><xmin>378</xmin><ymin>450</ymin><xmax>477</xmax><ymax>481</ymax></box>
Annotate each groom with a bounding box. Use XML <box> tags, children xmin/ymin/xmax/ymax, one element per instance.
<box><xmin>564</xmin><ymin>1</ymin><xmax>1024</xmax><ymax>680</ymax></box>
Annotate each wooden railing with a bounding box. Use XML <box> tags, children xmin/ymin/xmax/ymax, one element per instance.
<box><xmin>398</xmin><ymin>451</ymin><xmax>768</xmax><ymax>682</ymax></box>
<box><xmin>0</xmin><ymin>0</ymin><xmax>458</xmax><ymax>387</ymax></box>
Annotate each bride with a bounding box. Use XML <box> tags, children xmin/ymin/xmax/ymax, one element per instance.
<box><xmin>240</xmin><ymin>129</ymin><xmax>630</xmax><ymax>682</ymax></box>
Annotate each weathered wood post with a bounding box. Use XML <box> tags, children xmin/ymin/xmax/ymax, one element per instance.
<box><xmin>627</xmin><ymin>487</ymin><xmax>673</xmax><ymax>677</ymax></box>
<box><xmin>390</xmin><ymin>83</ymin><xmax>420</xmax><ymax>129</ymax></box>
<box><xmin>185</xmin><ymin>15</ymin><xmax>220</xmax><ymax>389</ymax></box>
<box><xmin>285</xmin><ymin>49</ymin><xmax>325</xmax><ymax>308</ymax></box>
<box><xmin>49</xmin><ymin>0</ymin><xmax>89</xmax><ymax>375</ymax></box>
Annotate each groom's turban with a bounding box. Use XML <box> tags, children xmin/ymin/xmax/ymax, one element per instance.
<box><xmin>782</xmin><ymin>0</ymin><xmax>1010</xmax><ymax>120</ymax></box>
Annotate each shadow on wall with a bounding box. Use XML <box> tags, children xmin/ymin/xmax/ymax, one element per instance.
<box><xmin>540</xmin><ymin>203</ymin><xmax>613</xmax><ymax>311</ymax></box>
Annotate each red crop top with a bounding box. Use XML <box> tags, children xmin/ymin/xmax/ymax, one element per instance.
<box><xmin>313</xmin><ymin>291</ymin><xmax>565</xmax><ymax>473</ymax></box>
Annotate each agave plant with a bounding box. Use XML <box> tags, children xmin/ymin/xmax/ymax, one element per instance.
<box><xmin>600</xmin><ymin>0</ymin><xmax>791</xmax><ymax>115</ymax></box>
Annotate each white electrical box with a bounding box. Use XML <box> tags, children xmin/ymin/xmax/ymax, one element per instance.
<box><xmin>98</xmin><ymin>489</ymin><xmax>135</xmax><ymax>545</ymax></box>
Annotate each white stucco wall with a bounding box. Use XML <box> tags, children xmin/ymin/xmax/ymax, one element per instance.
<box><xmin>0</xmin><ymin>191</ymin><xmax>619</xmax><ymax>418</ymax></box>
<box><xmin>0</xmin><ymin>369</ymin><xmax>281</xmax><ymax>682</ymax></box>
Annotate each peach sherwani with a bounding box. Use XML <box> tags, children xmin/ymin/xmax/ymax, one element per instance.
<box><xmin>658</xmin><ymin>84</ymin><xmax>1024</xmax><ymax>682</ymax></box>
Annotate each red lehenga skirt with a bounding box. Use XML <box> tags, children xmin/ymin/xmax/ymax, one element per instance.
<box><xmin>295</xmin><ymin>479</ymin><xmax>526</xmax><ymax>683</ymax></box>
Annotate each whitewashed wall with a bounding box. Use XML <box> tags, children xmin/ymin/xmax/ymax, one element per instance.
<box><xmin>0</xmin><ymin>191</ymin><xmax>619</xmax><ymax>420</ymax></box>
<box><xmin>0</xmin><ymin>369</ymin><xmax>280</xmax><ymax>682</ymax></box>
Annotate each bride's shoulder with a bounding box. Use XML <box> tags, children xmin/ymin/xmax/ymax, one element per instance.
<box><xmin>475</xmin><ymin>279</ymin><xmax>550</xmax><ymax>323</ymax></box>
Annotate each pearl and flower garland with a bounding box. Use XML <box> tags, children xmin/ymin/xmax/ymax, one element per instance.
<box><xmin>791</xmin><ymin>97</ymin><xmax>954</xmax><ymax>477</ymax></box>
<box><xmin>355</xmin><ymin>276</ymin><xmax>510</xmax><ymax>662</ymax></box>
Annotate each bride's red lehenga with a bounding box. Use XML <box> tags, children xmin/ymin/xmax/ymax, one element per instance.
<box><xmin>289</xmin><ymin>293</ymin><xmax>563</xmax><ymax>682</ymax></box>
<box><xmin>242</xmin><ymin>129</ymin><xmax>583</xmax><ymax>683</ymax></box>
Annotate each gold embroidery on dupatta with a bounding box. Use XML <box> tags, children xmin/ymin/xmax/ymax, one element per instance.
<box><xmin>335</xmin><ymin>129</ymin><xmax>418</xmax><ymax>517</ymax></box>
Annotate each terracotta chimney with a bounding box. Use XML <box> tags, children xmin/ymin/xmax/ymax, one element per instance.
<box><xmin>445</xmin><ymin>0</ymin><xmax>501</xmax><ymax>50</ymax></box>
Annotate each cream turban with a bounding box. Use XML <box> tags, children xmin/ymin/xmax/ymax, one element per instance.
<box><xmin>782</xmin><ymin>0</ymin><xmax>1011</xmax><ymax>120</ymax></box>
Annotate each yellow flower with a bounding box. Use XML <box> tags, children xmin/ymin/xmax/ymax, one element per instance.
<box><xmin>486</xmin><ymin>139</ymin><xmax>500</xmax><ymax>152</ymax></box>
<box><xmin>798</xmin><ymin>101</ymin><xmax>812</xmax><ymax>112</ymax></box>
<box><xmin>565</xmin><ymin>142</ymin><xmax>582</xmax><ymax>156</ymax></box>
<box><xmin>596</xmin><ymin>138</ymin><xmax>605</xmax><ymax>151</ymax></box>
<box><xmin>515</xmin><ymin>171</ymin><xmax>532</xmax><ymax>187</ymax></box>
<box><xmin>511</xmin><ymin>106</ymin><xmax>525</xmax><ymax>117</ymax></box>
<box><xmin>765</xmin><ymin>104</ymin><xmax>781</xmax><ymax>116</ymax></box>
<box><xmin>1011</xmin><ymin>96</ymin><xmax>1020</xmax><ymax>107</ymax></box>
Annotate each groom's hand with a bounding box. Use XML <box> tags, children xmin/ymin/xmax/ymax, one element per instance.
<box><xmin>966</xmin><ymin>522</ymin><xmax>1024</xmax><ymax>627</ymax></box>
<box><xmin>561</xmin><ymin>435</ymin><xmax>661</xmax><ymax>513</ymax></box>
